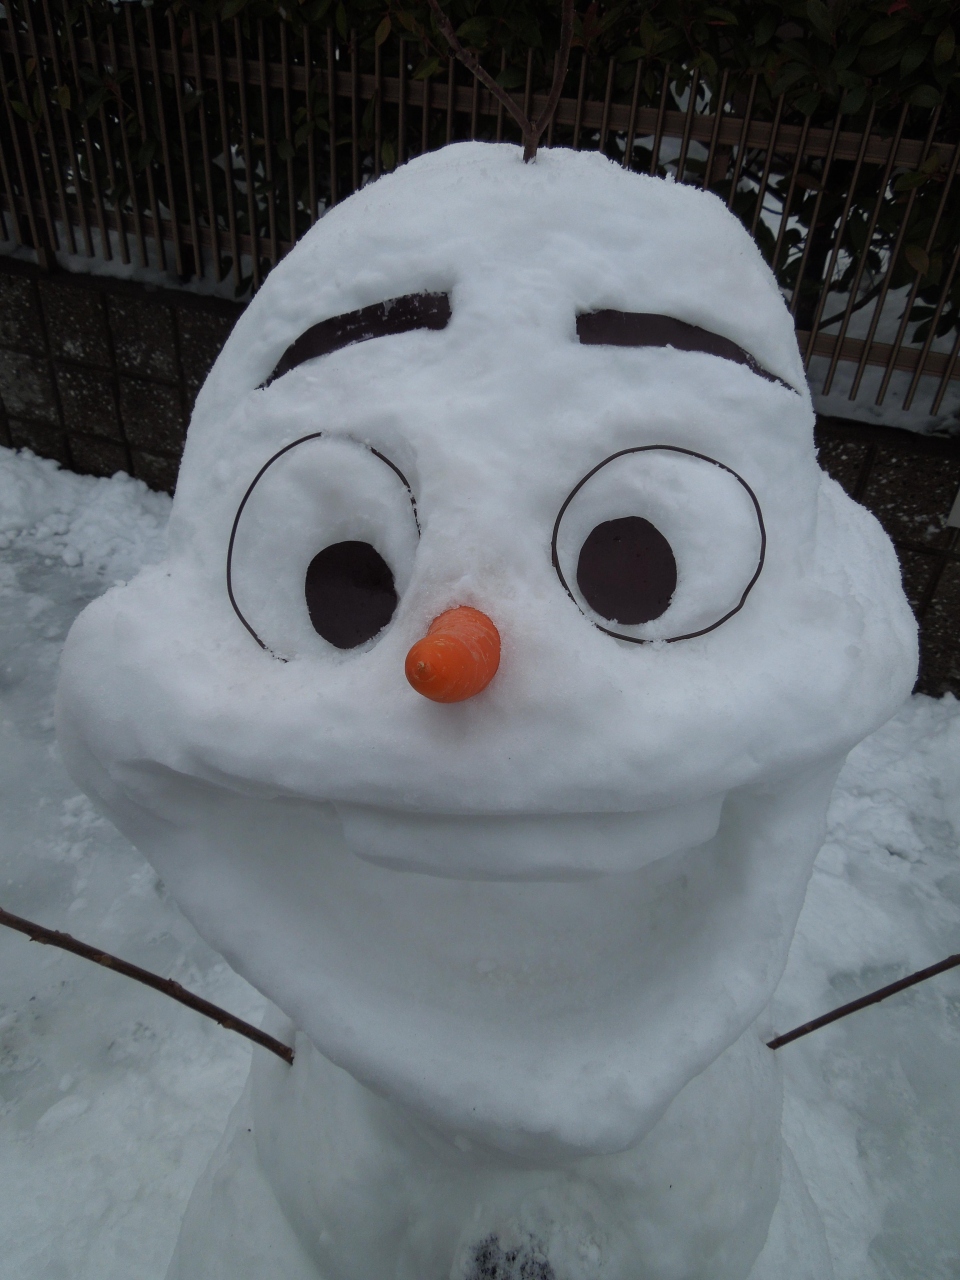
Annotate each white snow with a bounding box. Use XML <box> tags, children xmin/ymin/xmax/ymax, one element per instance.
<box><xmin>1</xmin><ymin>440</ymin><xmax>958</xmax><ymax>1276</ymax></box>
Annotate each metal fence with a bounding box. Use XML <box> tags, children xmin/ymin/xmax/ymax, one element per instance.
<box><xmin>0</xmin><ymin>2</ymin><xmax>959</xmax><ymax>421</ymax></box>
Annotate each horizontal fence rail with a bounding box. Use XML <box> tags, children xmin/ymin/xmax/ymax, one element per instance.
<box><xmin>0</xmin><ymin>2</ymin><xmax>958</xmax><ymax>421</ymax></box>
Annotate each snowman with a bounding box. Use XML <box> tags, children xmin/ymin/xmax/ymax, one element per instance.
<box><xmin>57</xmin><ymin>143</ymin><xmax>916</xmax><ymax>1279</ymax></box>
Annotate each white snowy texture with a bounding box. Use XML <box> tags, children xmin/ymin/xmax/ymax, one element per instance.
<box><xmin>51</xmin><ymin>144</ymin><xmax>919</xmax><ymax>1277</ymax></box>
<box><xmin>0</xmin><ymin>446</ymin><xmax>956</xmax><ymax>1277</ymax></box>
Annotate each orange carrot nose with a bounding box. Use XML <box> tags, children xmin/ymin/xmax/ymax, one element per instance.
<box><xmin>405</xmin><ymin>606</ymin><xmax>501</xmax><ymax>703</ymax></box>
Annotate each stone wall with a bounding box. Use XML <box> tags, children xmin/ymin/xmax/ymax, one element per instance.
<box><xmin>0</xmin><ymin>256</ymin><xmax>240</xmax><ymax>494</ymax></box>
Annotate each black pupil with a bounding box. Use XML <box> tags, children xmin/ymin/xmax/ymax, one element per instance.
<box><xmin>576</xmin><ymin>516</ymin><xmax>677</xmax><ymax>625</ymax></box>
<box><xmin>304</xmin><ymin>541</ymin><xmax>398</xmax><ymax>649</ymax></box>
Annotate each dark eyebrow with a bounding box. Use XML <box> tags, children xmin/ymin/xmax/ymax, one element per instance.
<box><xmin>576</xmin><ymin>310</ymin><xmax>796</xmax><ymax>393</ymax></box>
<box><xmin>263</xmin><ymin>292</ymin><xmax>451</xmax><ymax>387</ymax></box>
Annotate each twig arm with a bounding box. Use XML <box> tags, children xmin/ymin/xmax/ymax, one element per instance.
<box><xmin>767</xmin><ymin>952</ymin><xmax>960</xmax><ymax>1050</ymax></box>
<box><xmin>0</xmin><ymin>904</ymin><xmax>294</xmax><ymax>1065</ymax></box>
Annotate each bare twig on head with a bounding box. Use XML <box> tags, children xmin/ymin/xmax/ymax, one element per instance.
<box><xmin>426</xmin><ymin>0</ymin><xmax>575</xmax><ymax>162</ymax></box>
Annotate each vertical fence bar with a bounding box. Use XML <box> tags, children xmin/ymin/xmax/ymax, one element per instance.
<box><xmin>445</xmin><ymin>55</ymin><xmax>455</xmax><ymax>145</ymax></box>
<box><xmin>420</xmin><ymin>60</ymin><xmax>431</xmax><ymax>154</ymax></box>
<box><xmin>675</xmin><ymin>66</ymin><xmax>700</xmax><ymax>184</ymax></box>
<box><xmin>749</xmin><ymin>92</ymin><xmax>784</xmax><ymax>237</ymax></box>
<box><xmin>397</xmin><ymin>39</ymin><xmax>406</xmax><ymax>165</ymax></box>
<box><xmin>931</xmin><ymin>325</ymin><xmax>960</xmax><ymax>415</ymax></box>
<box><xmin>622</xmin><ymin>59</ymin><xmax>642</xmax><ymax>170</ymax></box>
<box><xmin>822</xmin><ymin>104</ymin><xmax>908</xmax><ymax>395</ymax></box>
<box><xmin>876</xmin><ymin>134</ymin><xmax>960</xmax><ymax>406</ymax></box>
<box><xmin>803</xmin><ymin>104</ymin><xmax>876</xmax><ymax>365</ymax></box>
<box><xmin>7</xmin><ymin>5</ymin><xmax>58</xmax><ymax>254</ymax></box>
<box><xmin>902</xmin><ymin>236</ymin><xmax>960</xmax><ymax>409</ymax></box>
<box><xmin>303</xmin><ymin>25</ymin><xmax>316</xmax><ymax>220</ymax></box>
<box><xmin>469</xmin><ymin>62</ymin><xmax>479</xmax><ymax>140</ymax></box>
<box><xmin>325</xmin><ymin>26</ymin><xmax>338</xmax><ymax>209</ymax></box>
<box><xmin>701</xmin><ymin>68</ymin><xmax>729</xmax><ymax>191</ymax></box>
<box><xmin>0</xmin><ymin>73</ymin><xmax>21</xmax><ymax>245</ymax></box>
<box><xmin>770</xmin><ymin>114</ymin><xmax>812</xmax><ymax>275</ymax></box>
<box><xmin>169</xmin><ymin>9</ymin><xmax>202</xmax><ymax>279</ymax></box>
<box><xmin>106</xmin><ymin>21</ymin><xmax>146</xmax><ymax>267</ymax></box>
<box><xmin>22</xmin><ymin>0</ymin><xmax>73</xmax><ymax>252</ymax></box>
<box><xmin>849</xmin><ymin>107</ymin><xmax>940</xmax><ymax>401</ymax></box>
<box><xmin>572</xmin><ymin>49</ymin><xmax>587</xmax><ymax>149</ymax></box>
<box><xmin>212</xmin><ymin>16</ymin><xmax>240</xmax><ymax>287</ymax></box>
<box><xmin>147</xmin><ymin>5</ymin><xmax>183</xmax><ymax>276</ymax></box>
<box><xmin>495</xmin><ymin>50</ymin><xmax>505</xmax><ymax>142</ymax></box>
<box><xmin>65</xmin><ymin>11</ymin><xmax>109</xmax><ymax>258</ymax></box>
<box><xmin>648</xmin><ymin>63</ymin><xmax>670</xmax><ymax>174</ymax></box>
<box><xmin>726</xmin><ymin>72</ymin><xmax>757</xmax><ymax>209</ymax></box>
<box><xmin>546</xmin><ymin>51</ymin><xmax>561</xmax><ymax>147</ymax></box>
<box><xmin>123</xmin><ymin>3</ymin><xmax>160</xmax><ymax>267</ymax></box>
<box><xmin>788</xmin><ymin>111</ymin><xmax>843</xmax><ymax>321</ymax></box>
<box><xmin>190</xmin><ymin>12</ymin><xmax>222</xmax><ymax>281</ymax></box>
<box><xmin>280</xmin><ymin>22</ymin><xmax>296</xmax><ymax>237</ymax></box>
<box><xmin>89</xmin><ymin>7</ymin><xmax>128</xmax><ymax>263</ymax></box>
<box><xmin>258</xmin><ymin>19</ymin><xmax>278</xmax><ymax>264</ymax></box>
<box><xmin>0</xmin><ymin>32</ymin><xmax>40</xmax><ymax>252</ymax></box>
<box><xmin>350</xmin><ymin>30</ymin><xmax>359</xmax><ymax>190</ymax></box>
<box><xmin>234</xmin><ymin>17</ymin><xmax>259</xmax><ymax>290</ymax></box>
<box><xmin>373</xmin><ymin>40</ymin><xmax>382</xmax><ymax>177</ymax></box>
<box><xmin>598</xmin><ymin>56</ymin><xmax>614</xmax><ymax>155</ymax></box>
<box><xmin>522</xmin><ymin>48</ymin><xmax>533</xmax><ymax>125</ymax></box>
<box><xmin>40</xmin><ymin>0</ymin><xmax>91</xmax><ymax>255</ymax></box>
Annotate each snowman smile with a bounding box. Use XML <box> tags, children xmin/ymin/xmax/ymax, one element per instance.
<box><xmin>332</xmin><ymin>792</ymin><xmax>725</xmax><ymax>879</ymax></box>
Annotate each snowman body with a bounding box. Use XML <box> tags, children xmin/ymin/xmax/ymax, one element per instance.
<box><xmin>57</xmin><ymin>144</ymin><xmax>916</xmax><ymax>1279</ymax></box>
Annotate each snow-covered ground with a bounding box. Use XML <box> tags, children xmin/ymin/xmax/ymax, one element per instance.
<box><xmin>0</xmin><ymin>445</ymin><xmax>958</xmax><ymax>1280</ymax></box>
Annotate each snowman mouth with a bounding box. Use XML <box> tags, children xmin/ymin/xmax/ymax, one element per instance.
<box><xmin>332</xmin><ymin>794</ymin><xmax>725</xmax><ymax>880</ymax></box>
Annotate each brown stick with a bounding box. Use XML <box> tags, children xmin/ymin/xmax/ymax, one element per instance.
<box><xmin>426</xmin><ymin>0</ymin><xmax>574</xmax><ymax>161</ymax></box>
<box><xmin>0</xmin><ymin>905</ymin><xmax>294</xmax><ymax>1065</ymax></box>
<box><xmin>767</xmin><ymin>952</ymin><xmax>960</xmax><ymax>1051</ymax></box>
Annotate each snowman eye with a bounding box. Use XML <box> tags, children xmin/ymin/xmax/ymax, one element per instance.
<box><xmin>227</xmin><ymin>434</ymin><xmax>419</xmax><ymax>658</ymax></box>
<box><xmin>305</xmin><ymin>541</ymin><xmax>398</xmax><ymax>649</ymax></box>
<box><xmin>552</xmin><ymin>446</ymin><xmax>765</xmax><ymax>643</ymax></box>
<box><xmin>576</xmin><ymin>517</ymin><xmax>678</xmax><ymax>625</ymax></box>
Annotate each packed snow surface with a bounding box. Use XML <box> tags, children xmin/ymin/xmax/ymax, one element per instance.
<box><xmin>2</xmin><ymin>467</ymin><xmax>959</xmax><ymax>1272</ymax></box>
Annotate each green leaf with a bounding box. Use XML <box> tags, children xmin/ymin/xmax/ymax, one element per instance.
<box><xmin>380</xmin><ymin>137</ymin><xmax>395</xmax><ymax>171</ymax></box>
<box><xmin>862</xmin><ymin>17</ymin><xmax>905</xmax><ymax>45</ymax></box>
<box><xmin>456</xmin><ymin>18</ymin><xmax>489</xmax><ymax>47</ymax></box>
<box><xmin>277</xmin><ymin>138</ymin><xmax>294</xmax><ymax>162</ymax></box>
<box><xmin>839</xmin><ymin>85</ymin><xmax>867</xmax><ymax>115</ymax></box>
<box><xmin>374</xmin><ymin>15</ymin><xmax>390</xmax><ymax>48</ymax></box>
<box><xmin>412</xmin><ymin>55</ymin><xmax>440</xmax><ymax>80</ymax></box>
<box><xmin>905</xmin><ymin>244</ymin><xmax>930</xmax><ymax>276</ymax></box>
<box><xmin>495</xmin><ymin>65</ymin><xmax>525</xmax><ymax>89</ymax></box>
<box><xmin>900</xmin><ymin>39</ymin><xmax>930</xmax><ymax>77</ymax></box>
<box><xmin>294</xmin><ymin>120</ymin><xmax>313</xmax><ymax>147</ymax></box>
<box><xmin>56</xmin><ymin>84</ymin><xmax>71</xmax><ymax>111</ymax></box>
<box><xmin>221</xmin><ymin>0</ymin><xmax>247</xmax><ymax>21</ymax></box>
<box><xmin>793</xmin><ymin>89</ymin><xmax>822</xmax><ymax>116</ymax></box>
<box><xmin>10</xmin><ymin>100</ymin><xmax>30</xmax><ymax>121</ymax></box>
<box><xmin>703</xmin><ymin>7</ymin><xmax>737</xmax><ymax>23</ymax></box>
<box><xmin>335</xmin><ymin>1</ymin><xmax>348</xmax><ymax>41</ymax></box>
<box><xmin>805</xmin><ymin>0</ymin><xmax>833</xmax><ymax>41</ymax></box>
<box><xmin>934</xmin><ymin>25</ymin><xmax>955</xmax><ymax>64</ymax></box>
<box><xmin>907</xmin><ymin>84</ymin><xmax>941</xmax><ymax>108</ymax></box>
<box><xmin>754</xmin><ymin>12</ymin><xmax>777</xmax><ymax>45</ymax></box>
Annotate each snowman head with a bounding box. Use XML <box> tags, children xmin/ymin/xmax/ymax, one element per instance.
<box><xmin>58</xmin><ymin>144</ymin><xmax>916</xmax><ymax>1154</ymax></box>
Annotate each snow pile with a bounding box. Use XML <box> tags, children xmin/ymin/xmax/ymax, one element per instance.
<box><xmin>0</xmin><ymin>448</ymin><xmax>169</xmax><ymax>580</ymax></box>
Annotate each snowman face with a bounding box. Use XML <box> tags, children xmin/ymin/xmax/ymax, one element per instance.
<box><xmin>57</xmin><ymin>145</ymin><xmax>916</xmax><ymax>1153</ymax></box>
